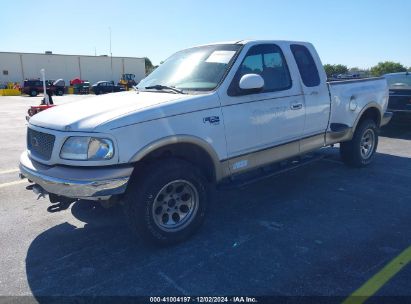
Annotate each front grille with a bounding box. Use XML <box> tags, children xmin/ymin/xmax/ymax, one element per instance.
<box><xmin>27</xmin><ymin>128</ymin><xmax>55</xmax><ymax>160</ymax></box>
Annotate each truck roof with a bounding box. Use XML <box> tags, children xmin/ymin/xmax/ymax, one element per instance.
<box><xmin>194</xmin><ymin>40</ymin><xmax>311</xmax><ymax>48</ymax></box>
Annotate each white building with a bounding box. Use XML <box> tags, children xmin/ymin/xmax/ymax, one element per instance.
<box><xmin>0</xmin><ymin>51</ymin><xmax>146</xmax><ymax>85</ymax></box>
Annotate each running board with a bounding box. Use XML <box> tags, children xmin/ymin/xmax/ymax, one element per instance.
<box><xmin>217</xmin><ymin>154</ymin><xmax>325</xmax><ymax>190</ymax></box>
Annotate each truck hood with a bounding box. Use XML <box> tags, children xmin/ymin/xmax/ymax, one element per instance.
<box><xmin>29</xmin><ymin>91</ymin><xmax>189</xmax><ymax>132</ymax></box>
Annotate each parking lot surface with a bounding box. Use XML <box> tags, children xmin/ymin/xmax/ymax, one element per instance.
<box><xmin>0</xmin><ymin>95</ymin><xmax>410</xmax><ymax>302</ymax></box>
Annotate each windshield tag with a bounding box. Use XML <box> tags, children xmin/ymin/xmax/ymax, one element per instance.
<box><xmin>205</xmin><ymin>51</ymin><xmax>236</xmax><ymax>64</ymax></box>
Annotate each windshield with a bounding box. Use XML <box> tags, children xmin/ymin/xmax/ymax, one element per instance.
<box><xmin>138</xmin><ymin>44</ymin><xmax>242</xmax><ymax>93</ymax></box>
<box><xmin>385</xmin><ymin>74</ymin><xmax>411</xmax><ymax>89</ymax></box>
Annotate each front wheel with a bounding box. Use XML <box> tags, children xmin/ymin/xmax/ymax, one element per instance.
<box><xmin>124</xmin><ymin>158</ymin><xmax>208</xmax><ymax>246</ymax></box>
<box><xmin>340</xmin><ymin>119</ymin><xmax>378</xmax><ymax>167</ymax></box>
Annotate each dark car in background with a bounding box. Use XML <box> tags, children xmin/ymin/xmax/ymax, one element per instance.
<box><xmin>384</xmin><ymin>72</ymin><xmax>411</xmax><ymax>116</ymax></box>
<box><xmin>22</xmin><ymin>79</ymin><xmax>65</xmax><ymax>97</ymax></box>
<box><xmin>91</xmin><ymin>81</ymin><xmax>126</xmax><ymax>95</ymax></box>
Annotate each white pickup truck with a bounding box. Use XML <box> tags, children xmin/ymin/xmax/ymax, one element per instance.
<box><xmin>20</xmin><ymin>40</ymin><xmax>392</xmax><ymax>245</ymax></box>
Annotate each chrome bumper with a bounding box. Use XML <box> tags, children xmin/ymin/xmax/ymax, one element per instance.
<box><xmin>19</xmin><ymin>151</ymin><xmax>134</xmax><ymax>200</ymax></box>
<box><xmin>381</xmin><ymin>111</ymin><xmax>393</xmax><ymax>126</ymax></box>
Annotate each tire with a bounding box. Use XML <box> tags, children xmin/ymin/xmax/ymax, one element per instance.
<box><xmin>340</xmin><ymin>119</ymin><xmax>378</xmax><ymax>167</ymax></box>
<box><xmin>30</xmin><ymin>90</ymin><xmax>38</xmax><ymax>97</ymax></box>
<box><xmin>124</xmin><ymin>158</ymin><xmax>208</xmax><ymax>246</ymax></box>
<box><xmin>56</xmin><ymin>89</ymin><xmax>63</xmax><ymax>96</ymax></box>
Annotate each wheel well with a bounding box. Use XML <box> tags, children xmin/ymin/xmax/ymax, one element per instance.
<box><xmin>358</xmin><ymin>107</ymin><xmax>381</xmax><ymax>127</ymax></box>
<box><xmin>137</xmin><ymin>143</ymin><xmax>216</xmax><ymax>182</ymax></box>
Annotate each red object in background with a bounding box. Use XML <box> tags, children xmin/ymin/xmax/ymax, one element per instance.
<box><xmin>70</xmin><ymin>78</ymin><xmax>84</xmax><ymax>86</ymax></box>
<box><xmin>27</xmin><ymin>104</ymin><xmax>56</xmax><ymax>118</ymax></box>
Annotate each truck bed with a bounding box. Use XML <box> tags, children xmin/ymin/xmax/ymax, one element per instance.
<box><xmin>327</xmin><ymin>77</ymin><xmax>388</xmax><ymax>133</ymax></box>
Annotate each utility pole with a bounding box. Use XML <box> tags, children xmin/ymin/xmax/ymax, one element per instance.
<box><xmin>109</xmin><ymin>27</ymin><xmax>113</xmax><ymax>82</ymax></box>
<box><xmin>109</xmin><ymin>27</ymin><xmax>112</xmax><ymax>56</ymax></box>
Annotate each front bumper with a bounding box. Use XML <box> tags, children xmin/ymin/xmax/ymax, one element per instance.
<box><xmin>19</xmin><ymin>151</ymin><xmax>134</xmax><ymax>200</ymax></box>
<box><xmin>381</xmin><ymin>111</ymin><xmax>393</xmax><ymax>126</ymax></box>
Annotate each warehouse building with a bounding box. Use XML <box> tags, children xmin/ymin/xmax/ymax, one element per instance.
<box><xmin>0</xmin><ymin>51</ymin><xmax>146</xmax><ymax>85</ymax></box>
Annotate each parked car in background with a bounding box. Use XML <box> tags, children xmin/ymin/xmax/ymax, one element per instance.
<box><xmin>333</xmin><ymin>73</ymin><xmax>361</xmax><ymax>80</ymax></box>
<box><xmin>91</xmin><ymin>81</ymin><xmax>126</xmax><ymax>95</ymax></box>
<box><xmin>384</xmin><ymin>72</ymin><xmax>411</xmax><ymax>115</ymax></box>
<box><xmin>22</xmin><ymin>79</ymin><xmax>65</xmax><ymax>97</ymax></box>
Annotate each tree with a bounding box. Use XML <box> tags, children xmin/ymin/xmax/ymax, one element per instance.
<box><xmin>334</xmin><ymin>64</ymin><xmax>348</xmax><ymax>75</ymax></box>
<box><xmin>323</xmin><ymin>64</ymin><xmax>348</xmax><ymax>78</ymax></box>
<box><xmin>144</xmin><ymin>57</ymin><xmax>154</xmax><ymax>75</ymax></box>
<box><xmin>323</xmin><ymin>64</ymin><xmax>333</xmax><ymax>78</ymax></box>
<box><xmin>370</xmin><ymin>61</ymin><xmax>407</xmax><ymax>77</ymax></box>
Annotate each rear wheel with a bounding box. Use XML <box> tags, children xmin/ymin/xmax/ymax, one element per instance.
<box><xmin>340</xmin><ymin>119</ymin><xmax>378</xmax><ymax>167</ymax></box>
<box><xmin>124</xmin><ymin>158</ymin><xmax>208</xmax><ymax>246</ymax></box>
<box><xmin>56</xmin><ymin>89</ymin><xmax>64</xmax><ymax>96</ymax></box>
<box><xmin>30</xmin><ymin>90</ymin><xmax>38</xmax><ymax>97</ymax></box>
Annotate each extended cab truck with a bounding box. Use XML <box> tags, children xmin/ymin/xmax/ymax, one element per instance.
<box><xmin>19</xmin><ymin>40</ymin><xmax>392</xmax><ymax>245</ymax></box>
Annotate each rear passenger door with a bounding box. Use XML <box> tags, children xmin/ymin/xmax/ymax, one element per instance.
<box><xmin>290</xmin><ymin>44</ymin><xmax>329</xmax><ymax>138</ymax></box>
<box><xmin>221</xmin><ymin>43</ymin><xmax>305</xmax><ymax>160</ymax></box>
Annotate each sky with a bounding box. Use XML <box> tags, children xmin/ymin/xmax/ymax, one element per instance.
<box><xmin>1</xmin><ymin>0</ymin><xmax>410</xmax><ymax>68</ymax></box>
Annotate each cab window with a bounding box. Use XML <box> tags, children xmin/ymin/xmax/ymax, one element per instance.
<box><xmin>290</xmin><ymin>44</ymin><xmax>320</xmax><ymax>87</ymax></box>
<box><xmin>228</xmin><ymin>44</ymin><xmax>292</xmax><ymax>96</ymax></box>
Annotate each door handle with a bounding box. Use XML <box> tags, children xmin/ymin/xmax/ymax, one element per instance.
<box><xmin>310</xmin><ymin>91</ymin><xmax>319</xmax><ymax>96</ymax></box>
<box><xmin>290</xmin><ymin>103</ymin><xmax>303</xmax><ymax>110</ymax></box>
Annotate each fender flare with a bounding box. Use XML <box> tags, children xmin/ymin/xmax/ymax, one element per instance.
<box><xmin>352</xmin><ymin>101</ymin><xmax>383</xmax><ymax>131</ymax></box>
<box><xmin>128</xmin><ymin>135</ymin><xmax>226</xmax><ymax>181</ymax></box>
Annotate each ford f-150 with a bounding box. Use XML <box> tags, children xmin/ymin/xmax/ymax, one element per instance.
<box><xmin>19</xmin><ymin>40</ymin><xmax>392</xmax><ymax>245</ymax></box>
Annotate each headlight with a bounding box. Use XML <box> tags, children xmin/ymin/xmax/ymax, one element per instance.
<box><xmin>60</xmin><ymin>137</ymin><xmax>114</xmax><ymax>160</ymax></box>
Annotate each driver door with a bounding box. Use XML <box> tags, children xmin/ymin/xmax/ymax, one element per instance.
<box><xmin>221</xmin><ymin>43</ymin><xmax>305</xmax><ymax>172</ymax></box>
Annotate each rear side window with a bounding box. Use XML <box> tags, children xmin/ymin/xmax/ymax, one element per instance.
<box><xmin>228</xmin><ymin>44</ymin><xmax>291</xmax><ymax>96</ymax></box>
<box><xmin>290</xmin><ymin>44</ymin><xmax>320</xmax><ymax>87</ymax></box>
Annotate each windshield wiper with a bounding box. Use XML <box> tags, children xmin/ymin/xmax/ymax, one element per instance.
<box><xmin>145</xmin><ymin>85</ymin><xmax>185</xmax><ymax>94</ymax></box>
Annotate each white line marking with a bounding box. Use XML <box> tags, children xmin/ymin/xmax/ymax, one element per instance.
<box><xmin>0</xmin><ymin>168</ymin><xmax>19</xmax><ymax>175</ymax></box>
<box><xmin>0</xmin><ymin>180</ymin><xmax>26</xmax><ymax>189</ymax></box>
<box><xmin>158</xmin><ymin>271</ymin><xmax>188</xmax><ymax>295</ymax></box>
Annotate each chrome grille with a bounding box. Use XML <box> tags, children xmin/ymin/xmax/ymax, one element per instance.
<box><xmin>27</xmin><ymin>128</ymin><xmax>55</xmax><ymax>160</ymax></box>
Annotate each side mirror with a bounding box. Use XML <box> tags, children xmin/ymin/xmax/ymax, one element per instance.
<box><xmin>239</xmin><ymin>74</ymin><xmax>264</xmax><ymax>91</ymax></box>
